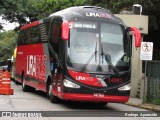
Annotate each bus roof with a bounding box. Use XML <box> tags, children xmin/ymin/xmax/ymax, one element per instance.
<box><xmin>49</xmin><ymin>6</ymin><xmax>123</xmax><ymax>24</ymax></box>
<box><xmin>20</xmin><ymin>6</ymin><xmax>125</xmax><ymax>30</ymax></box>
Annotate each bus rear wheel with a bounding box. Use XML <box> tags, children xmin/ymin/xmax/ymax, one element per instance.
<box><xmin>22</xmin><ymin>79</ymin><xmax>30</xmax><ymax>92</ymax></box>
<box><xmin>47</xmin><ymin>82</ymin><xmax>60</xmax><ymax>103</ymax></box>
<box><xmin>22</xmin><ymin>74</ymin><xmax>35</xmax><ymax>92</ymax></box>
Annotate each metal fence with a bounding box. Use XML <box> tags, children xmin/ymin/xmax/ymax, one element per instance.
<box><xmin>146</xmin><ymin>61</ymin><xmax>160</xmax><ymax>101</ymax></box>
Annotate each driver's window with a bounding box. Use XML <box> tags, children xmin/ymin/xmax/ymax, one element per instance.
<box><xmin>50</xmin><ymin>22</ymin><xmax>61</xmax><ymax>53</ymax></box>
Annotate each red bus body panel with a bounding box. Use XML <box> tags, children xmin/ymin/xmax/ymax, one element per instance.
<box><xmin>16</xmin><ymin>43</ymin><xmax>48</xmax><ymax>91</ymax></box>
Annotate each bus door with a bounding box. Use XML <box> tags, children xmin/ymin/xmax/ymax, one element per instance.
<box><xmin>49</xmin><ymin>54</ymin><xmax>58</xmax><ymax>92</ymax></box>
<box><xmin>48</xmin><ymin>21</ymin><xmax>62</xmax><ymax>94</ymax></box>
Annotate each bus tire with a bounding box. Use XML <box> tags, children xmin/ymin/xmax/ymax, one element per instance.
<box><xmin>22</xmin><ymin>79</ymin><xmax>30</xmax><ymax>92</ymax></box>
<box><xmin>21</xmin><ymin>73</ymin><xmax>31</xmax><ymax>92</ymax></box>
<box><xmin>50</xmin><ymin>92</ymin><xmax>60</xmax><ymax>103</ymax></box>
<box><xmin>47</xmin><ymin>82</ymin><xmax>60</xmax><ymax>103</ymax></box>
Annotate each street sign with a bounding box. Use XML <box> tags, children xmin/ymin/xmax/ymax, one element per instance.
<box><xmin>140</xmin><ymin>42</ymin><xmax>153</xmax><ymax>60</ymax></box>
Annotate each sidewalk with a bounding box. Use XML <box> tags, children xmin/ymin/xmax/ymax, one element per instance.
<box><xmin>125</xmin><ymin>97</ymin><xmax>160</xmax><ymax>111</ymax></box>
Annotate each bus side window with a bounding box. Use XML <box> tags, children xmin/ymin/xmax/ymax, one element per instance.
<box><xmin>50</xmin><ymin>22</ymin><xmax>61</xmax><ymax>53</ymax></box>
<box><xmin>22</xmin><ymin>30</ymin><xmax>27</xmax><ymax>45</ymax></box>
<box><xmin>18</xmin><ymin>31</ymin><xmax>23</xmax><ymax>45</ymax></box>
<box><xmin>18</xmin><ymin>29</ymin><xmax>28</xmax><ymax>45</ymax></box>
<box><xmin>27</xmin><ymin>28</ymin><xmax>31</xmax><ymax>44</ymax></box>
<box><xmin>18</xmin><ymin>26</ymin><xmax>41</xmax><ymax>45</ymax></box>
<box><xmin>21</xmin><ymin>28</ymin><xmax>30</xmax><ymax>45</ymax></box>
<box><xmin>30</xmin><ymin>26</ymin><xmax>40</xmax><ymax>44</ymax></box>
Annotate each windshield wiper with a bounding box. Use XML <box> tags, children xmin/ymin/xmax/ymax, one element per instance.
<box><xmin>101</xmin><ymin>44</ymin><xmax>119</xmax><ymax>76</ymax></box>
<box><xmin>104</xmin><ymin>54</ymin><xmax>119</xmax><ymax>76</ymax></box>
<box><xmin>80</xmin><ymin>42</ymin><xmax>98</xmax><ymax>72</ymax></box>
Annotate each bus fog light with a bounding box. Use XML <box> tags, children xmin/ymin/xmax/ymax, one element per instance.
<box><xmin>63</xmin><ymin>79</ymin><xmax>80</xmax><ymax>88</ymax></box>
<box><xmin>118</xmin><ymin>83</ymin><xmax>131</xmax><ymax>91</ymax></box>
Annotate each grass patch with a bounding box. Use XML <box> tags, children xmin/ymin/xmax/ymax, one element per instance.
<box><xmin>147</xmin><ymin>98</ymin><xmax>160</xmax><ymax>105</ymax></box>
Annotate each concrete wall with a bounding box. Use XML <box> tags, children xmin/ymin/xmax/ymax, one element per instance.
<box><xmin>131</xmin><ymin>36</ymin><xmax>143</xmax><ymax>98</ymax></box>
<box><xmin>115</xmin><ymin>15</ymin><xmax>148</xmax><ymax>34</ymax></box>
<box><xmin>115</xmin><ymin>14</ymin><xmax>148</xmax><ymax>98</ymax></box>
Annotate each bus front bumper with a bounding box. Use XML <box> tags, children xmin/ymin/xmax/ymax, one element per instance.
<box><xmin>61</xmin><ymin>93</ymin><xmax>129</xmax><ymax>103</ymax></box>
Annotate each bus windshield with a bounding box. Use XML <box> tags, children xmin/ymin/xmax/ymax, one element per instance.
<box><xmin>67</xmin><ymin>21</ymin><xmax>130</xmax><ymax>73</ymax></box>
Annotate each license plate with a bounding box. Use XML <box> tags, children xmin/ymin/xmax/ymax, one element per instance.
<box><xmin>93</xmin><ymin>93</ymin><xmax>104</xmax><ymax>97</ymax></box>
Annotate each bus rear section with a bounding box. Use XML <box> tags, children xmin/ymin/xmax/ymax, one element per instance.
<box><xmin>15</xmin><ymin>21</ymin><xmax>51</xmax><ymax>92</ymax></box>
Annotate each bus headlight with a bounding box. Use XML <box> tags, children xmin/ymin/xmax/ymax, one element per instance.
<box><xmin>63</xmin><ymin>79</ymin><xmax>80</xmax><ymax>88</ymax></box>
<box><xmin>118</xmin><ymin>83</ymin><xmax>131</xmax><ymax>91</ymax></box>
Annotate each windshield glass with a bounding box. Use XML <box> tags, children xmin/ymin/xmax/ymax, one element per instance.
<box><xmin>67</xmin><ymin>21</ymin><xmax>130</xmax><ymax>73</ymax></box>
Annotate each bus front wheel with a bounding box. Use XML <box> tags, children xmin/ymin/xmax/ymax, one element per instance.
<box><xmin>47</xmin><ymin>82</ymin><xmax>60</xmax><ymax>103</ymax></box>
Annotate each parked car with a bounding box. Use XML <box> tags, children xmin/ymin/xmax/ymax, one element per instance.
<box><xmin>0</xmin><ymin>65</ymin><xmax>8</xmax><ymax>71</ymax></box>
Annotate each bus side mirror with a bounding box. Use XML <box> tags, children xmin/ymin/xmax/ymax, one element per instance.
<box><xmin>129</xmin><ymin>27</ymin><xmax>141</xmax><ymax>48</ymax></box>
<box><xmin>61</xmin><ymin>21</ymin><xmax>69</xmax><ymax>40</ymax></box>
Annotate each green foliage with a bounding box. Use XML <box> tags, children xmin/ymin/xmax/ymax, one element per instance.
<box><xmin>0</xmin><ymin>30</ymin><xmax>17</xmax><ymax>63</ymax></box>
<box><xmin>0</xmin><ymin>0</ymin><xmax>43</xmax><ymax>30</ymax></box>
<box><xmin>0</xmin><ymin>0</ymin><xmax>25</xmax><ymax>26</ymax></box>
<box><xmin>0</xmin><ymin>0</ymin><xmax>88</xmax><ymax>29</ymax></box>
<box><xmin>35</xmin><ymin>0</ymin><xmax>88</xmax><ymax>19</ymax></box>
<box><xmin>147</xmin><ymin>98</ymin><xmax>160</xmax><ymax>105</ymax></box>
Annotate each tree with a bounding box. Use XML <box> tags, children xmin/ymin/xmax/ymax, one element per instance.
<box><xmin>35</xmin><ymin>0</ymin><xmax>88</xmax><ymax>19</ymax></box>
<box><xmin>0</xmin><ymin>0</ymin><xmax>44</xmax><ymax>30</ymax></box>
<box><xmin>0</xmin><ymin>0</ymin><xmax>88</xmax><ymax>30</ymax></box>
<box><xmin>0</xmin><ymin>30</ymin><xmax>17</xmax><ymax>63</ymax></box>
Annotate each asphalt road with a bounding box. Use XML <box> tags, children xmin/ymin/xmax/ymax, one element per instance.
<box><xmin>0</xmin><ymin>81</ymin><xmax>159</xmax><ymax>120</ymax></box>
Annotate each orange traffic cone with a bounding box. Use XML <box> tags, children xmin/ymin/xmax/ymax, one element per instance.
<box><xmin>0</xmin><ymin>69</ymin><xmax>3</xmax><ymax>94</ymax></box>
<box><xmin>1</xmin><ymin>70</ymin><xmax>14</xmax><ymax>95</ymax></box>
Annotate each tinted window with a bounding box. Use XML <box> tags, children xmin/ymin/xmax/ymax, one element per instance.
<box><xmin>18</xmin><ymin>24</ymin><xmax>47</xmax><ymax>45</ymax></box>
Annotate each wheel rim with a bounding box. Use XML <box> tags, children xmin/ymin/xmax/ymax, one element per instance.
<box><xmin>49</xmin><ymin>84</ymin><xmax>52</xmax><ymax>97</ymax></box>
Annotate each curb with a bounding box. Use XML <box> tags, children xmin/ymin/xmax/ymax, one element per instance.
<box><xmin>125</xmin><ymin>102</ymin><xmax>160</xmax><ymax>111</ymax></box>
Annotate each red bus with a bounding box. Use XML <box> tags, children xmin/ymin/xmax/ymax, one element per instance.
<box><xmin>15</xmin><ymin>6</ymin><xmax>141</xmax><ymax>104</ymax></box>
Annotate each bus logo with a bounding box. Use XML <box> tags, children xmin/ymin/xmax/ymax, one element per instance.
<box><xmin>86</xmin><ymin>12</ymin><xmax>112</xmax><ymax>19</ymax></box>
<box><xmin>75</xmin><ymin>76</ymin><xmax>93</xmax><ymax>81</ymax></box>
<box><xmin>26</xmin><ymin>55</ymin><xmax>46</xmax><ymax>80</ymax></box>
